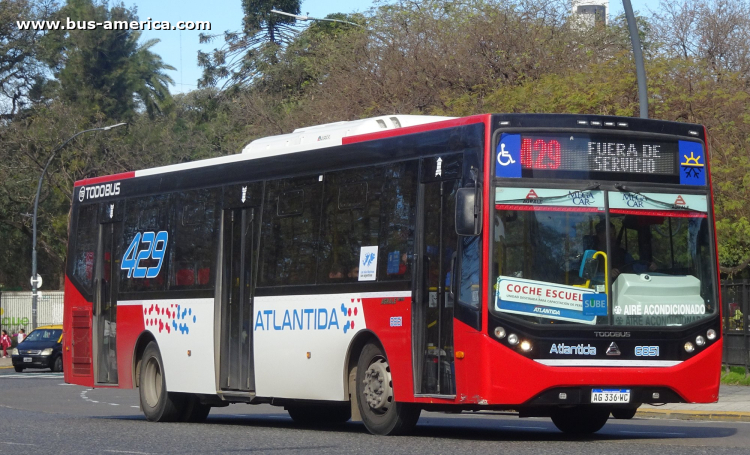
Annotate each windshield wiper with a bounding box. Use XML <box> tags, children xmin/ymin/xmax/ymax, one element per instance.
<box><xmin>495</xmin><ymin>183</ymin><xmax>601</xmax><ymax>204</ymax></box>
<box><xmin>613</xmin><ymin>183</ymin><xmax>703</xmax><ymax>213</ymax></box>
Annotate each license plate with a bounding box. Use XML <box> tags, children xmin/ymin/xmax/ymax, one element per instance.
<box><xmin>23</xmin><ymin>357</ymin><xmax>32</xmax><ymax>363</ymax></box>
<box><xmin>591</xmin><ymin>389</ymin><xmax>630</xmax><ymax>403</ymax></box>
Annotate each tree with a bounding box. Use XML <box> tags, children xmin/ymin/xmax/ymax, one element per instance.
<box><xmin>198</xmin><ymin>0</ymin><xmax>302</xmax><ymax>89</ymax></box>
<box><xmin>0</xmin><ymin>0</ymin><xmax>57</xmax><ymax>120</ymax></box>
<box><xmin>42</xmin><ymin>0</ymin><xmax>175</xmax><ymax>120</ymax></box>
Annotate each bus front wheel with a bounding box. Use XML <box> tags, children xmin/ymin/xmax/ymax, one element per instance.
<box><xmin>612</xmin><ymin>406</ymin><xmax>639</xmax><ymax>420</ymax></box>
<box><xmin>287</xmin><ymin>404</ymin><xmax>350</xmax><ymax>425</ymax></box>
<box><xmin>551</xmin><ymin>406</ymin><xmax>610</xmax><ymax>434</ymax></box>
<box><xmin>356</xmin><ymin>342</ymin><xmax>420</xmax><ymax>435</ymax></box>
<box><xmin>139</xmin><ymin>341</ymin><xmax>185</xmax><ymax>422</ymax></box>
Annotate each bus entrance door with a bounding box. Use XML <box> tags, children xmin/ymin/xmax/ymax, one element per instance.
<box><xmin>94</xmin><ymin>212</ymin><xmax>119</xmax><ymax>385</ymax></box>
<box><xmin>415</xmin><ymin>155</ymin><xmax>461</xmax><ymax>396</ymax></box>
<box><xmin>220</xmin><ymin>208</ymin><xmax>256</xmax><ymax>392</ymax></box>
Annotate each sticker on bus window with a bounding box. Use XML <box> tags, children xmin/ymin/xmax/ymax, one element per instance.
<box><xmin>679</xmin><ymin>141</ymin><xmax>706</xmax><ymax>186</ymax></box>
<box><xmin>496</xmin><ymin>134</ymin><xmax>521</xmax><ymax>178</ymax></box>
<box><xmin>359</xmin><ymin>246</ymin><xmax>378</xmax><ymax>281</ymax></box>
<box><xmin>495</xmin><ymin>276</ymin><xmax>599</xmax><ymax>324</ymax></box>
<box><xmin>387</xmin><ymin>251</ymin><xmax>400</xmax><ymax>275</ymax></box>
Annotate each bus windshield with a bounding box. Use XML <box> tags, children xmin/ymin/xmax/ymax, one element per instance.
<box><xmin>491</xmin><ymin>188</ymin><xmax>716</xmax><ymax>327</ymax></box>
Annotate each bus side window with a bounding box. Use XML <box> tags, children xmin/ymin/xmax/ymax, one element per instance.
<box><xmin>317</xmin><ymin>168</ymin><xmax>382</xmax><ymax>283</ymax></box>
<box><xmin>259</xmin><ymin>176</ymin><xmax>323</xmax><ymax>287</ymax></box>
<box><xmin>379</xmin><ymin>161</ymin><xmax>418</xmax><ymax>281</ymax></box>
<box><xmin>71</xmin><ymin>204</ymin><xmax>98</xmax><ymax>293</ymax></box>
<box><xmin>458</xmin><ymin>235</ymin><xmax>480</xmax><ymax>310</ymax></box>
<box><xmin>119</xmin><ymin>194</ymin><xmax>171</xmax><ymax>293</ymax></box>
<box><xmin>169</xmin><ymin>188</ymin><xmax>220</xmax><ymax>290</ymax></box>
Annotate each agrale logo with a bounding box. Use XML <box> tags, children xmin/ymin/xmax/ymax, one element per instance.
<box><xmin>606</xmin><ymin>342</ymin><xmax>621</xmax><ymax>356</ymax></box>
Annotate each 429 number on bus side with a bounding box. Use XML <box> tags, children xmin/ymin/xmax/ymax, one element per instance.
<box><xmin>121</xmin><ymin>231</ymin><xmax>169</xmax><ymax>278</ymax></box>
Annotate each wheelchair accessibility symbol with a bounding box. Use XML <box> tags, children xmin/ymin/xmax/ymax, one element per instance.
<box><xmin>497</xmin><ymin>143</ymin><xmax>516</xmax><ymax>166</ymax></box>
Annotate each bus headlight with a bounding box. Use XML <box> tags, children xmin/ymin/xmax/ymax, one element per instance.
<box><xmin>684</xmin><ymin>342</ymin><xmax>695</xmax><ymax>353</ymax></box>
<box><xmin>520</xmin><ymin>340</ymin><xmax>532</xmax><ymax>352</ymax></box>
<box><xmin>695</xmin><ymin>336</ymin><xmax>706</xmax><ymax>347</ymax></box>
<box><xmin>494</xmin><ymin>327</ymin><xmax>506</xmax><ymax>339</ymax></box>
<box><xmin>507</xmin><ymin>334</ymin><xmax>519</xmax><ymax>346</ymax></box>
<box><xmin>41</xmin><ymin>348</ymin><xmax>53</xmax><ymax>356</ymax></box>
<box><xmin>707</xmin><ymin>329</ymin><xmax>717</xmax><ymax>341</ymax></box>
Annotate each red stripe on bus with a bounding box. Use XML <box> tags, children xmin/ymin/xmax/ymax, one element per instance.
<box><xmin>342</xmin><ymin>115</ymin><xmax>487</xmax><ymax>145</ymax></box>
<box><xmin>609</xmin><ymin>208</ymin><xmax>707</xmax><ymax>218</ymax></box>
<box><xmin>495</xmin><ymin>204</ymin><xmax>603</xmax><ymax>212</ymax></box>
<box><xmin>481</xmin><ymin>114</ymin><xmax>492</xmax><ymax>338</ymax></box>
<box><xmin>74</xmin><ymin>171</ymin><xmax>135</xmax><ymax>187</ymax></box>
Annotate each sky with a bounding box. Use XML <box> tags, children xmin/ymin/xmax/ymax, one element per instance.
<box><xmin>127</xmin><ymin>0</ymin><xmax>662</xmax><ymax>94</ymax></box>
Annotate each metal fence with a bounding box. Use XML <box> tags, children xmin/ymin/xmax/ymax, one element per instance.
<box><xmin>0</xmin><ymin>291</ymin><xmax>64</xmax><ymax>343</ymax></box>
<box><xmin>721</xmin><ymin>280</ymin><xmax>750</xmax><ymax>373</ymax></box>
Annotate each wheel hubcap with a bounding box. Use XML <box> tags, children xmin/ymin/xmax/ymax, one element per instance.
<box><xmin>362</xmin><ymin>358</ymin><xmax>393</xmax><ymax>414</ymax></box>
<box><xmin>143</xmin><ymin>357</ymin><xmax>161</xmax><ymax>408</ymax></box>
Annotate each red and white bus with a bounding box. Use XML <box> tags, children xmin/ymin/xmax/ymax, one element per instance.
<box><xmin>63</xmin><ymin>113</ymin><xmax>721</xmax><ymax>435</ymax></box>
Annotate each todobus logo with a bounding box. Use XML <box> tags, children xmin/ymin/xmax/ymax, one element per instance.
<box><xmin>78</xmin><ymin>182</ymin><xmax>120</xmax><ymax>202</ymax></box>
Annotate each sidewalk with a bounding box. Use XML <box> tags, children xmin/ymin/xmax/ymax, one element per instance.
<box><xmin>1</xmin><ymin>353</ymin><xmax>748</xmax><ymax>422</ymax></box>
<box><xmin>638</xmin><ymin>385</ymin><xmax>750</xmax><ymax>422</ymax></box>
<box><xmin>0</xmin><ymin>355</ymin><xmax>12</xmax><ymax>369</ymax></box>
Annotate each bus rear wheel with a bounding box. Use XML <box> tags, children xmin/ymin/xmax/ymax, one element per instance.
<box><xmin>356</xmin><ymin>342</ymin><xmax>420</xmax><ymax>435</ymax></box>
<box><xmin>287</xmin><ymin>404</ymin><xmax>351</xmax><ymax>425</ymax></box>
<box><xmin>551</xmin><ymin>406</ymin><xmax>610</xmax><ymax>434</ymax></box>
<box><xmin>181</xmin><ymin>394</ymin><xmax>211</xmax><ymax>422</ymax></box>
<box><xmin>139</xmin><ymin>341</ymin><xmax>185</xmax><ymax>422</ymax></box>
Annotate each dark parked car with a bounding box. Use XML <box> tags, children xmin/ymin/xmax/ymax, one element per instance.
<box><xmin>11</xmin><ymin>325</ymin><xmax>63</xmax><ymax>373</ymax></box>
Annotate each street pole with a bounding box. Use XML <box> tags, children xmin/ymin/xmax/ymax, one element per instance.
<box><xmin>31</xmin><ymin>122</ymin><xmax>126</xmax><ymax>329</ymax></box>
<box><xmin>622</xmin><ymin>0</ymin><xmax>648</xmax><ymax>119</ymax></box>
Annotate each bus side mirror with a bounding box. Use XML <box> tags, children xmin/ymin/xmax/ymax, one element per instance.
<box><xmin>456</xmin><ymin>187</ymin><xmax>481</xmax><ymax>236</ymax></box>
<box><xmin>579</xmin><ymin>249</ymin><xmax>599</xmax><ymax>280</ymax></box>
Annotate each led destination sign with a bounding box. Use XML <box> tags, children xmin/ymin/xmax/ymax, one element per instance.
<box><xmin>519</xmin><ymin>134</ymin><xmax>677</xmax><ymax>175</ymax></box>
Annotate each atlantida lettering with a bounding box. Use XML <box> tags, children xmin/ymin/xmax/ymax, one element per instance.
<box><xmin>254</xmin><ymin>308</ymin><xmax>339</xmax><ymax>331</ymax></box>
<box><xmin>549</xmin><ymin>343</ymin><xmax>597</xmax><ymax>355</ymax></box>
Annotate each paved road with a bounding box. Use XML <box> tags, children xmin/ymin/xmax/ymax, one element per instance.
<box><xmin>1</xmin><ymin>369</ymin><xmax>749</xmax><ymax>454</ymax></box>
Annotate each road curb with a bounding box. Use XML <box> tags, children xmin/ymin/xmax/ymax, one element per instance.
<box><xmin>637</xmin><ymin>409</ymin><xmax>750</xmax><ymax>422</ymax></box>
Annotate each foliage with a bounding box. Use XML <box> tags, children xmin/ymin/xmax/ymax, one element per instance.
<box><xmin>41</xmin><ymin>0</ymin><xmax>175</xmax><ymax>120</ymax></box>
<box><xmin>0</xmin><ymin>0</ymin><xmax>56</xmax><ymax>119</ymax></box>
<box><xmin>721</xmin><ymin>366</ymin><xmax>750</xmax><ymax>386</ymax></box>
<box><xmin>198</xmin><ymin>0</ymin><xmax>302</xmax><ymax>89</ymax></box>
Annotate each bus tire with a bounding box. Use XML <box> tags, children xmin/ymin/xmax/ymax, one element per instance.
<box><xmin>356</xmin><ymin>342</ymin><xmax>420</xmax><ymax>435</ymax></box>
<box><xmin>611</xmin><ymin>406</ymin><xmax>639</xmax><ymax>420</ymax></box>
<box><xmin>139</xmin><ymin>341</ymin><xmax>184</xmax><ymax>422</ymax></box>
<box><xmin>551</xmin><ymin>406</ymin><xmax>610</xmax><ymax>434</ymax></box>
<box><xmin>181</xmin><ymin>394</ymin><xmax>211</xmax><ymax>423</ymax></box>
<box><xmin>287</xmin><ymin>404</ymin><xmax>351</xmax><ymax>425</ymax></box>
